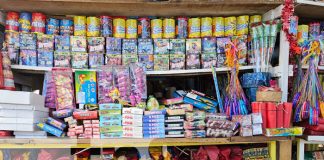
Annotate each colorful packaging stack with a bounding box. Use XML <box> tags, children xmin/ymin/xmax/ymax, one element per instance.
<box><xmin>19</xmin><ymin>33</ymin><xmax>37</xmax><ymax>66</ymax></box>
<box><xmin>88</xmin><ymin>37</ymin><xmax>105</xmax><ymax>68</ymax></box>
<box><xmin>54</xmin><ymin>35</ymin><xmax>71</xmax><ymax>67</ymax></box>
<box><xmin>65</xmin><ymin>116</ymin><xmax>78</xmax><ymax>138</ymax></box>
<box><xmin>4</xmin><ymin>31</ymin><xmax>20</xmax><ymax>64</ymax></box>
<box><xmin>184</xmin><ymin>110</ymin><xmax>206</xmax><ymax>138</ymax></box>
<box><xmin>206</xmin><ymin>113</ymin><xmax>238</xmax><ymax>138</ymax></box>
<box><xmin>37</xmin><ymin>34</ymin><xmax>54</xmax><ymax>67</ymax></box>
<box><xmin>153</xmin><ymin>39</ymin><xmax>169</xmax><ymax>70</ymax></box>
<box><xmin>79</xmin><ymin>120</ymin><xmax>100</xmax><ymax>138</ymax></box>
<box><xmin>122</xmin><ymin>38</ymin><xmax>138</xmax><ymax>65</ymax></box>
<box><xmin>186</xmin><ymin>39</ymin><xmax>201</xmax><ymax>69</ymax></box>
<box><xmin>70</xmin><ymin>36</ymin><xmax>88</xmax><ymax>68</ymax></box>
<box><xmin>201</xmin><ymin>37</ymin><xmax>216</xmax><ymax>69</ymax></box>
<box><xmin>106</xmin><ymin>37</ymin><xmax>122</xmax><ymax>65</ymax></box>
<box><xmin>99</xmin><ymin>103</ymin><xmax>123</xmax><ymax>138</ymax></box>
<box><xmin>169</xmin><ymin>39</ymin><xmax>185</xmax><ymax>70</ymax></box>
<box><xmin>216</xmin><ymin>37</ymin><xmax>231</xmax><ymax>67</ymax></box>
<box><xmin>71</xmin><ymin>110</ymin><xmax>98</xmax><ymax>138</ymax></box>
<box><xmin>37</xmin><ymin>117</ymin><xmax>66</xmax><ymax>137</ymax></box>
<box><xmin>232</xmin><ymin>113</ymin><xmax>263</xmax><ymax>137</ymax></box>
<box><xmin>182</xmin><ymin>90</ymin><xmax>217</xmax><ymax>113</ymax></box>
<box><xmin>122</xmin><ymin>107</ymin><xmax>143</xmax><ymax>138</ymax></box>
<box><xmin>74</xmin><ymin>71</ymin><xmax>97</xmax><ymax>108</ymax></box>
<box><xmin>143</xmin><ymin>110</ymin><xmax>166</xmax><ymax>139</ymax></box>
<box><xmin>138</xmin><ymin>38</ymin><xmax>154</xmax><ymax>71</ymax></box>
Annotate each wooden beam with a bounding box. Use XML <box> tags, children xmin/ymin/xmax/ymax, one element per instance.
<box><xmin>279</xmin><ymin>140</ymin><xmax>292</xmax><ymax>160</ymax></box>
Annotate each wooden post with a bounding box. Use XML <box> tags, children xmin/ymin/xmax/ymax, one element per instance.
<box><xmin>279</xmin><ymin>140</ymin><xmax>292</xmax><ymax>160</ymax></box>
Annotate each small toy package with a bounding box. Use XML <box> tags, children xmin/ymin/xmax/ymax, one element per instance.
<box><xmin>153</xmin><ymin>39</ymin><xmax>169</xmax><ymax>54</ymax></box>
<box><xmin>186</xmin><ymin>54</ymin><xmax>200</xmax><ymax>69</ymax></box>
<box><xmin>106</xmin><ymin>54</ymin><xmax>122</xmax><ymax>65</ymax></box>
<box><xmin>19</xmin><ymin>49</ymin><xmax>37</xmax><ymax>66</ymax></box>
<box><xmin>232</xmin><ymin>35</ymin><xmax>248</xmax><ymax>66</ymax></box>
<box><xmin>87</xmin><ymin>37</ymin><xmax>105</xmax><ymax>53</ymax></box>
<box><xmin>75</xmin><ymin>70</ymin><xmax>97</xmax><ymax>104</ymax></box>
<box><xmin>37</xmin><ymin>34</ymin><xmax>54</xmax><ymax>51</ymax></box>
<box><xmin>7</xmin><ymin>47</ymin><xmax>19</xmax><ymax>64</ymax></box>
<box><xmin>129</xmin><ymin>63</ymin><xmax>147</xmax><ymax>105</ymax></box>
<box><xmin>184</xmin><ymin>120</ymin><xmax>206</xmax><ymax>130</ymax></box>
<box><xmin>170</xmin><ymin>54</ymin><xmax>185</xmax><ymax>70</ymax></box>
<box><xmin>54</xmin><ymin>51</ymin><xmax>71</xmax><ymax>67</ymax></box>
<box><xmin>19</xmin><ymin>33</ymin><xmax>37</xmax><ymax>50</ymax></box>
<box><xmin>122</xmin><ymin>39</ymin><xmax>137</xmax><ymax>54</ymax></box>
<box><xmin>216</xmin><ymin>37</ymin><xmax>231</xmax><ymax>67</ymax></box>
<box><xmin>89</xmin><ymin>53</ymin><xmax>104</xmax><ymax>68</ymax></box>
<box><xmin>97</xmin><ymin>65</ymin><xmax>114</xmax><ymax>104</ymax></box>
<box><xmin>43</xmin><ymin>72</ymin><xmax>56</xmax><ymax>109</ymax></box>
<box><xmin>54</xmin><ymin>35</ymin><xmax>70</xmax><ymax>51</ymax></box>
<box><xmin>71</xmin><ymin>52</ymin><xmax>88</xmax><ymax>69</ymax></box>
<box><xmin>115</xmin><ymin>65</ymin><xmax>131</xmax><ymax>102</ymax></box>
<box><xmin>106</xmin><ymin>37</ymin><xmax>122</xmax><ymax>54</ymax></box>
<box><xmin>70</xmin><ymin>36</ymin><xmax>87</xmax><ymax>52</ymax></box>
<box><xmin>138</xmin><ymin>39</ymin><xmax>153</xmax><ymax>54</ymax></box>
<box><xmin>201</xmin><ymin>53</ymin><xmax>217</xmax><ymax>69</ymax></box>
<box><xmin>122</xmin><ymin>54</ymin><xmax>138</xmax><ymax>65</ymax></box>
<box><xmin>138</xmin><ymin>54</ymin><xmax>154</xmax><ymax>71</ymax></box>
<box><xmin>186</xmin><ymin>110</ymin><xmax>206</xmax><ymax>122</ymax></box>
<box><xmin>154</xmin><ymin>54</ymin><xmax>169</xmax><ymax>70</ymax></box>
<box><xmin>169</xmin><ymin>39</ymin><xmax>185</xmax><ymax>54</ymax></box>
<box><xmin>52</xmin><ymin>68</ymin><xmax>75</xmax><ymax>110</ymax></box>
<box><xmin>38</xmin><ymin>49</ymin><xmax>54</xmax><ymax>67</ymax></box>
<box><xmin>186</xmin><ymin>38</ymin><xmax>201</xmax><ymax>55</ymax></box>
<box><xmin>184</xmin><ymin>130</ymin><xmax>206</xmax><ymax>138</ymax></box>
<box><xmin>5</xmin><ymin>31</ymin><xmax>20</xmax><ymax>49</ymax></box>
<box><xmin>202</xmin><ymin>37</ymin><xmax>216</xmax><ymax>54</ymax></box>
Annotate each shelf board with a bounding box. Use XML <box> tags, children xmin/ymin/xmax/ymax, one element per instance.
<box><xmin>0</xmin><ymin>0</ymin><xmax>282</xmax><ymax>17</ymax></box>
<box><xmin>295</xmin><ymin>0</ymin><xmax>324</xmax><ymax>19</ymax></box>
<box><xmin>0</xmin><ymin>136</ymin><xmax>290</xmax><ymax>148</ymax></box>
<box><xmin>10</xmin><ymin>65</ymin><xmax>255</xmax><ymax>76</ymax></box>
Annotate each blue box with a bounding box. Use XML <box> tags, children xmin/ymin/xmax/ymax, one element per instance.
<box><xmin>74</xmin><ymin>70</ymin><xmax>97</xmax><ymax>104</ymax></box>
<box><xmin>138</xmin><ymin>39</ymin><xmax>153</xmax><ymax>55</ymax></box>
<box><xmin>143</xmin><ymin>119</ymin><xmax>165</xmax><ymax>123</ymax></box>
<box><xmin>143</xmin><ymin>115</ymin><xmax>165</xmax><ymax>119</ymax></box>
<box><xmin>143</xmin><ymin>130</ymin><xmax>165</xmax><ymax>135</ymax></box>
<box><xmin>99</xmin><ymin>103</ymin><xmax>122</xmax><ymax>110</ymax></box>
<box><xmin>143</xmin><ymin>126</ymin><xmax>165</xmax><ymax>132</ymax></box>
<box><xmin>143</xmin><ymin>122</ymin><xmax>165</xmax><ymax>128</ymax></box>
<box><xmin>37</xmin><ymin>50</ymin><xmax>54</xmax><ymax>67</ymax></box>
<box><xmin>100</xmin><ymin>115</ymin><xmax>122</xmax><ymax>122</ymax></box>
<box><xmin>143</xmin><ymin>134</ymin><xmax>165</xmax><ymax>139</ymax></box>
<box><xmin>183</xmin><ymin>96</ymin><xmax>215</xmax><ymax>112</ymax></box>
<box><xmin>241</xmin><ymin>72</ymin><xmax>271</xmax><ymax>88</ymax></box>
<box><xmin>106</xmin><ymin>37</ymin><xmax>122</xmax><ymax>54</ymax></box>
<box><xmin>144</xmin><ymin>110</ymin><xmax>166</xmax><ymax>115</ymax></box>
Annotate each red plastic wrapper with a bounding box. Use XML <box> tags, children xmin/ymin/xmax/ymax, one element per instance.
<box><xmin>31</xmin><ymin>12</ymin><xmax>46</xmax><ymax>33</ymax></box>
<box><xmin>0</xmin><ymin>130</ymin><xmax>13</xmax><ymax>137</ymax></box>
<box><xmin>266</xmin><ymin>102</ymin><xmax>277</xmax><ymax>128</ymax></box>
<box><xmin>5</xmin><ymin>11</ymin><xmax>19</xmax><ymax>32</ymax></box>
<box><xmin>73</xmin><ymin>110</ymin><xmax>98</xmax><ymax>120</ymax></box>
<box><xmin>283</xmin><ymin>102</ymin><xmax>292</xmax><ymax>128</ymax></box>
<box><xmin>277</xmin><ymin>103</ymin><xmax>284</xmax><ymax>128</ymax></box>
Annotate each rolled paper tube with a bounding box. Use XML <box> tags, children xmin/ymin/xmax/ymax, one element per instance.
<box><xmin>276</xmin><ymin>103</ymin><xmax>284</xmax><ymax>128</ymax></box>
<box><xmin>266</xmin><ymin>102</ymin><xmax>277</xmax><ymax>128</ymax></box>
<box><xmin>283</xmin><ymin>102</ymin><xmax>293</xmax><ymax>128</ymax></box>
<box><xmin>251</xmin><ymin>102</ymin><xmax>262</xmax><ymax>113</ymax></box>
<box><xmin>260</xmin><ymin>102</ymin><xmax>267</xmax><ymax>129</ymax></box>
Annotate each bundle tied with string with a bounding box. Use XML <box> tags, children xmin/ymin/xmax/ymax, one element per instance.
<box><xmin>293</xmin><ymin>40</ymin><xmax>324</xmax><ymax>125</ymax></box>
<box><xmin>224</xmin><ymin>38</ymin><xmax>249</xmax><ymax>118</ymax></box>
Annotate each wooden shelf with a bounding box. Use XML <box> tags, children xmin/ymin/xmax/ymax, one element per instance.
<box><xmin>0</xmin><ymin>0</ymin><xmax>282</xmax><ymax>17</ymax></box>
<box><xmin>295</xmin><ymin>0</ymin><xmax>324</xmax><ymax>19</ymax></box>
<box><xmin>10</xmin><ymin>65</ymin><xmax>255</xmax><ymax>76</ymax></box>
<box><xmin>0</xmin><ymin>136</ymin><xmax>290</xmax><ymax>148</ymax></box>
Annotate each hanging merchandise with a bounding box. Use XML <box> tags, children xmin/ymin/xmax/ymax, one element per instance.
<box><xmin>297</xmin><ymin>25</ymin><xmax>309</xmax><ymax>44</ymax></box>
<box><xmin>87</xmin><ymin>16</ymin><xmax>100</xmax><ymax>37</ymax></box>
<box><xmin>212</xmin><ymin>17</ymin><xmax>224</xmax><ymax>37</ymax></box>
<box><xmin>151</xmin><ymin>18</ymin><xmax>163</xmax><ymax>39</ymax></box>
<box><xmin>138</xmin><ymin>17</ymin><xmax>151</xmax><ymax>38</ymax></box>
<box><xmin>18</xmin><ymin>12</ymin><xmax>32</xmax><ymax>33</ymax></box>
<box><xmin>74</xmin><ymin>16</ymin><xmax>86</xmax><ymax>36</ymax></box>
<box><xmin>293</xmin><ymin>40</ymin><xmax>323</xmax><ymax>125</ymax></box>
<box><xmin>163</xmin><ymin>17</ymin><xmax>175</xmax><ymax>39</ymax></box>
<box><xmin>113</xmin><ymin>17</ymin><xmax>126</xmax><ymax>38</ymax></box>
<box><xmin>46</xmin><ymin>18</ymin><xmax>60</xmax><ymax>35</ymax></box>
<box><xmin>100</xmin><ymin>16</ymin><xmax>113</xmax><ymax>37</ymax></box>
<box><xmin>224</xmin><ymin>40</ymin><xmax>249</xmax><ymax>117</ymax></box>
<box><xmin>309</xmin><ymin>22</ymin><xmax>321</xmax><ymax>39</ymax></box>
<box><xmin>5</xmin><ymin>11</ymin><xmax>19</xmax><ymax>32</ymax></box>
<box><xmin>126</xmin><ymin>18</ymin><xmax>138</xmax><ymax>39</ymax></box>
<box><xmin>59</xmin><ymin>19</ymin><xmax>73</xmax><ymax>36</ymax></box>
<box><xmin>31</xmin><ymin>12</ymin><xmax>46</xmax><ymax>34</ymax></box>
<box><xmin>129</xmin><ymin>63</ymin><xmax>147</xmax><ymax>106</ymax></box>
<box><xmin>224</xmin><ymin>16</ymin><xmax>236</xmax><ymax>37</ymax></box>
<box><xmin>201</xmin><ymin>17</ymin><xmax>212</xmax><ymax>38</ymax></box>
<box><xmin>188</xmin><ymin>17</ymin><xmax>201</xmax><ymax>38</ymax></box>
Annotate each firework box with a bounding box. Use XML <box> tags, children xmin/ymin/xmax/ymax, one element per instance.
<box><xmin>186</xmin><ymin>38</ymin><xmax>201</xmax><ymax>55</ymax></box>
<box><xmin>70</xmin><ymin>36</ymin><xmax>87</xmax><ymax>52</ymax></box>
<box><xmin>106</xmin><ymin>37</ymin><xmax>122</xmax><ymax>54</ymax></box>
<box><xmin>54</xmin><ymin>51</ymin><xmax>71</xmax><ymax>67</ymax></box>
<box><xmin>154</xmin><ymin>54</ymin><xmax>169</xmax><ymax>70</ymax></box>
<box><xmin>122</xmin><ymin>114</ymin><xmax>143</xmax><ymax>121</ymax></box>
<box><xmin>202</xmin><ymin>37</ymin><xmax>216</xmax><ymax>54</ymax></box>
<box><xmin>71</xmin><ymin>52</ymin><xmax>88</xmax><ymax>69</ymax></box>
<box><xmin>169</xmin><ymin>39</ymin><xmax>185</xmax><ymax>54</ymax></box>
<box><xmin>138</xmin><ymin>38</ymin><xmax>153</xmax><ymax>54</ymax></box>
<box><xmin>99</xmin><ymin>103</ymin><xmax>122</xmax><ymax>110</ymax></box>
<box><xmin>186</xmin><ymin>54</ymin><xmax>200</xmax><ymax>69</ymax></box>
<box><xmin>153</xmin><ymin>39</ymin><xmax>169</xmax><ymax>54</ymax></box>
<box><xmin>37</xmin><ymin>50</ymin><xmax>54</xmax><ymax>67</ymax></box>
<box><xmin>143</xmin><ymin>126</ymin><xmax>165</xmax><ymax>131</ymax></box>
<box><xmin>183</xmin><ymin>96</ymin><xmax>216</xmax><ymax>112</ymax></box>
<box><xmin>265</xmin><ymin>127</ymin><xmax>304</xmax><ymax>137</ymax></box>
<box><xmin>87</xmin><ymin>37</ymin><xmax>105</xmax><ymax>53</ymax></box>
<box><xmin>170</xmin><ymin>54</ymin><xmax>185</xmax><ymax>70</ymax></box>
<box><xmin>37</xmin><ymin>34</ymin><xmax>54</xmax><ymax>51</ymax></box>
<box><xmin>142</xmin><ymin>122</ymin><xmax>164</xmax><ymax>128</ymax></box>
<box><xmin>138</xmin><ymin>54</ymin><xmax>154</xmax><ymax>71</ymax></box>
<box><xmin>74</xmin><ymin>70</ymin><xmax>97</xmax><ymax>104</ymax></box>
<box><xmin>54</xmin><ymin>35</ymin><xmax>70</xmax><ymax>51</ymax></box>
<box><xmin>99</xmin><ymin>110</ymin><xmax>122</xmax><ymax>116</ymax></box>
<box><xmin>123</xmin><ymin>126</ymin><xmax>143</xmax><ymax>133</ymax></box>
<box><xmin>143</xmin><ymin>118</ymin><xmax>165</xmax><ymax>123</ymax></box>
<box><xmin>100</xmin><ymin>120</ymin><xmax>122</xmax><ymax>126</ymax></box>
<box><xmin>143</xmin><ymin>134</ymin><xmax>165</xmax><ymax>139</ymax></box>
<box><xmin>122</xmin><ymin>119</ymin><xmax>143</xmax><ymax>126</ymax></box>
<box><xmin>89</xmin><ymin>53</ymin><xmax>104</xmax><ymax>68</ymax></box>
<box><xmin>100</xmin><ymin>132</ymin><xmax>123</xmax><ymax>138</ymax></box>
<box><xmin>19</xmin><ymin>50</ymin><xmax>37</xmax><ymax>66</ymax></box>
<box><xmin>144</xmin><ymin>110</ymin><xmax>166</xmax><ymax>115</ymax></box>
<box><xmin>100</xmin><ymin>115</ymin><xmax>122</xmax><ymax>122</ymax></box>
<box><xmin>256</xmin><ymin>91</ymin><xmax>282</xmax><ymax>103</ymax></box>
<box><xmin>122</xmin><ymin>39</ymin><xmax>137</xmax><ymax>54</ymax></box>
<box><xmin>20</xmin><ymin>33</ymin><xmax>37</xmax><ymax>50</ymax></box>
<box><xmin>105</xmin><ymin>54</ymin><xmax>122</xmax><ymax>65</ymax></box>
<box><xmin>100</xmin><ymin>126</ymin><xmax>123</xmax><ymax>133</ymax></box>
<box><xmin>122</xmin><ymin>108</ymin><xmax>144</xmax><ymax>115</ymax></box>
<box><xmin>122</xmin><ymin>54</ymin><xmax>138</xmax><ymax>65</ymax></box>
<box><xmin>201</xmin><ymin>53</ymin><xmax>217</xmax><ymax>69</ymax></box>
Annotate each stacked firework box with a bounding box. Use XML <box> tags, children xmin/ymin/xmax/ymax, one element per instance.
<box><xmin>88</xmin><ymin>37</ymin><xmax>105</xmax><ymax>68</ymax></box>
<box><xmin>184</xmin><ymin>110</ymin><xmax>206</xmax><ymax>138</ymax></box>
<box><xmin>105</xmin><ymin>37</ymin><xmax>122</xmax><ymax>65</ymax></box>
<box><xmin>186</xmin><ymin>39</ymin><xmax>201</xmax><ymax>69</ymax></box>
<box><xmin>138</xmin><ymin>38</ymin><xmax>154</xmax><ymax>71</ymax></box>
<box><xmin>37</xmin><ymin>34</ymin><xmax>54</xmax><ymax>67</ymax></box>
<box><xmin>169</xmin><ymin>39</ymin><xmax>185</xmax><ymax>70</ymax></box>
<box><xmin>122</xmin><ymin>39</ymin><xmax>138</xmax><ymax>65</ymax></box>
<box><xmin>122</xmin><ymin>107</ymin><xmax>143</xmax><ymax>138</ymax></box>
<box><xmin>164</xmin><ymin>97</ymin><xmax>187</xmax><ymax>138</ymax></box>
<box><xmin>80</xmin><ymin>120</ymin><xmax>100</xmax><ymax>138</ymax></box>
<box><xmin>66</xmin><ymin>110</ymin><xmax>98</xmax><ymax>138</ymax></box>
<box><xmin>99</xmin><ymin>103</ymin><xmax>123</xmax><ymax>138</ymax></box>
<box><xmin>70</xmin><ymin>35</ymin><xmax>88</xmax><ymax>68</ymax></box>
<box><xmin>20</xmin><ymin>33</ymin><xmax>37</xmax><ymax>66</ymax></box>
<box><xmin>153</xmin><ymin>39</ymin><xmax>169</xmax><ymax>71</ymax></box>
<box><xmin>65</xmin><ymin>115</ymin><xmax>77</xmax><ymax>138</ymax></box>
<box><xmin>54</xmin><ymin>35</ymin><xmax>71</xmax><ymax>67</ymax></box>
<box><xmin>232</xmin><ymin>113</ymin><xmax>263</xmax><ymax>137</ymax></box>
<box><xmin>0</xmin><ymin>90</ymin><xmax>49</xmax><ymax>137</ymax></box>
<box><xmin>206</xmin><ymin>113</ymin><xmax>239</xmax><ymax>138</ymax></box>
<box><xmin>143</xmin><ymin>109</ymin><xmax>166</xmax><ymax>139</ymax></box>
<box><xmin>201</xmin><ymin>37</ymin><xmax>217</xmax><ymax>69</ymax></box>
<box><xmin>37</xmin><ymin>116</ymin><xmax>66</xmax><ymax>137</ymax></box>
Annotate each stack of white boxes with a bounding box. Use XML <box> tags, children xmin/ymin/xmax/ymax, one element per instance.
<box><xmin>0</xmin><ymin>90</ymin><xmax>48</xmax><ymax>138</ymax></box>
<box><xmin>122</xmin><ymin>107</ymin><xmax>143</xmax><ymax>138</ymax></box>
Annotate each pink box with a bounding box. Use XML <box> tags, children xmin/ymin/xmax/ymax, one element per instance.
<box><xmin>93</xmin><ymin>135</ymin><xmax>100</xmax><ymax>138</ymax></box>
<box><xmin>93</xmin><ymin>128</ymin><xmax>100</xmax><ymax>132</ymax></box>
<box><xmin>93</xmin><ymin>131</ymin><xmax>100</xmax><ymax>135</ymax></box>
<box><xmin>76</xmin><ymin>125</ymin><xmax>84</xmax><ymax>130</ymax></box>
<box><xmin>83</xmin><ymin>120</ymin><xmax>91</xmax><ymax>124</ymax></box>
<box><xmin>92</xmin><ymin>124</ymin><xmax>100</xmax><ymax>128</ymax></box>
<box><xmin>67</xmin><ymin>131</ymin><xmax>76</xmax><ymax>136</ymax></box>
<box><xmin>76</xmin><ymin>130</ymin><xmax>84</xmax><ymax>134</ymax></box>
<box><xmin>84</xmin><ymin>124</ymin><xmax>92</xmax><ymax>128</ymax></box>
<box><xmin>68</xmin><ymin>128</ymin><xmax>76</xmax><ymax>132</ymax></box>
<box><xmin>92</xmin><ymin>120</ymin><xmax>100</xmax><ymax>124</ymax></box>
<box><xmin>85</xmin><ymin>128</ymin><xmax>93</xmax><ymax>132</ymax></box>
<box><xmin>84</xmin><ymin>131</ymin><xmax>92</xmax><ymax>135</ymax></box>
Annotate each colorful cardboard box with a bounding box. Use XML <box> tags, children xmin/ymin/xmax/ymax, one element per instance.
<box><xmin>75</xmin><ymin>71</ymin><xmax>97</xmax><ymax>104</ymax></box>
<box><xmin>169</xmin><ymin>39</ymin><xmax>185</xmax><ymax>54</ymax></box>
<box><xmin>138</xmin><ymin>39</ymin><xmax>153</xmax><ymax>55</ymax></box>
<box><xmin>106</xmin><ymin>37</ymin><xmax>122</xmax><ymax>54</ymax></box>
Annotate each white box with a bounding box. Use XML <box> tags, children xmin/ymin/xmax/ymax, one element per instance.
<box><xmin>0</xmin><ymin>90</ymin><xmax>45</xmax><ymax>108</ymax></box>
<box><xmin>122</xmin><ymin>119</ymin><xmax>143</xmax><ymax>126</ymax></box>
<box><xmin>0</xmin><ymin>109</ymin><xmax>48</xmax><ymax>118</ymax></box>
<box><xmin>15</xmin><ymin>135</ymin><xmax>47</xmax><ymax>139</ymax></box>
<box><xmin>0</xmin><ymin>104</ymin><xmax>48</xmax><ymax>112</ymax></box>
<box><xmin>123</xmin><ymin>126</ymin><xmax>143</xmax><ymax>133</ymax></box>
<box><xmin>122</xmin><ymin>131</ymin><xmax>143</xmax><ymax>138</ymax></box>
<box><xmin>122</xmin><ymin>108</ymin><xmax>144</xmax><ymax>115</ymax></box>
<box><xmin>0</xmin><ymin>117</ymin><xmax>46</xmax><ymax>124</ymax></box>
<box><xmin>14</xmin><ymin>131</ymin><xmax>47</xmax><ymax>136</ymax></box>
<box><xmin>122</xmin><ymin>114</ymin><xmax>143</xmax><ymax>120</ymax></box>
<box><xmin>0</xmin><ymin>123</ymin><xmax>39</xmax><ymax>131</ymax></box>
